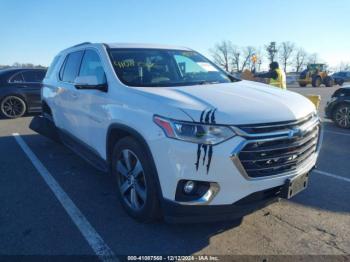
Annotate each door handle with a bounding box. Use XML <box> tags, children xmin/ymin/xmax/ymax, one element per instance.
<box><xmin>71</xmin><ymin>93</ymin><xmax>78</xmax><ymax>99</ymax></box>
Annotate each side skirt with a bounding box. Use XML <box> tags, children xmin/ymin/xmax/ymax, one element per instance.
<box><xmin>29</xmin><ymin>115</ymin><xmax>109</xmax><ymax>173</ymax></box>
<box><xmin>59</xmin><ymin>130</ymin><xmax>109</xmax><ymax>173</ymax></box>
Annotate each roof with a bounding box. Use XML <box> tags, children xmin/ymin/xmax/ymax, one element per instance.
<box><xmin>105</xmin><ymin>43</ymin><xmax>192</xmax><ymax>50</ymax></box>
<box><xmin>62</xmin><ymin>42</ymin><xmax>192</xmax><ymax>51</ymax></box>
<box><xmin>0</xmin><ymin>68</ymin><xmax>46</xmax><ymax>74</ymax></box>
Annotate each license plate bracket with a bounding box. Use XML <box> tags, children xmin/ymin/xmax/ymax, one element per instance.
<box><xmin>281</xmin><ymin>173</ymin><xmax>309</xmax><ymax>199</ymax></box>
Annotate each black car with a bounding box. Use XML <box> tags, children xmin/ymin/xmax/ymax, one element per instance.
<box><xmin>0</xmin><ymin>68</ymin><xmax>46</xmax><ymax>118</ymax></box>
<box><xmin>325</xmin><ymin>86</ymin><xmax>350</xmax><ymax>128</ymax></box>
<box><xmin>332</xmin><ymin>71</ymin><xmax>350</xmax><ymax>86</ymax></box>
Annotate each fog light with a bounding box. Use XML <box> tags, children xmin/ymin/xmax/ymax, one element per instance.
<box><xmin>183</xmin><ymin>181</ymin><xmax>195</xmax><ymax>194</ymax></box>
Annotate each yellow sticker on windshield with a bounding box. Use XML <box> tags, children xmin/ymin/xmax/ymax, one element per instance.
<box><xmin>114</xmin><ymin>60</ymin><xmax>135</xmax><ymax>68</ymax></box>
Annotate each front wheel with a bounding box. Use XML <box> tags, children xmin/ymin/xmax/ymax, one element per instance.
<box><xmin>312</xmin><ymin>77</ymin><xmax>321</xmax><ymax>87</ymax></box>
<box><xmin>333</xmin><ymin>104</ymin><xmax>350</xmax><ymax>129</ymax></box>
<box><xmin>0</xmin><ymin>96</ymin><xmax>27</xmax><ymax>119</ymax></box>
<box><xmin>112</xmin><ymin>137</ymin><xmax>161</xmax><ymax>222</ymax></box>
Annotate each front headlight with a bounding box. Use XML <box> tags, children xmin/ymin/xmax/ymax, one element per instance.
<box><xmin>154</xmin><ymin>115</ymin><xmax>235</xmax><ymax>145</ymax></box>
<box><xmin>329</xmin><ymin>96</ymin><xmax>338</xmax><ymax>103</ymax></box>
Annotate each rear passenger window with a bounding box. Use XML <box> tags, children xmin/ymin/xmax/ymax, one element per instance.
<box><xmin>10</xmin><ymin>73</ymin><xmax>24</xmax><ymax>83</ymax></box>
<box><xmin>60</xmin><ymin>51</ymin><xmax>84</xmax><ymax>82</ymax></box>
<box><xmin>22</xmin><ymin>71</ymin><xmax>39</xmax><ymax>82</ymax></box>
<box><xmin>79</xmin><ymin>50</ymin><xmax>106</xmax><ymax>84</ymax></box>
<box><xmin>36</xmin><ymin>71</ymin><xmax>46</xmax><ymax>81</ymax></box>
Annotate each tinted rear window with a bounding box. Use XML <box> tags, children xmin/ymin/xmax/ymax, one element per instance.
<box><xmin>60</xmin><ymin>51</ymin><xmax>84</xmax><ymax>82</ymax></box>
<box><xmin>45</xmin><ymin>55</ymin><xmax>61</xmax><ymax>79</ymax></box>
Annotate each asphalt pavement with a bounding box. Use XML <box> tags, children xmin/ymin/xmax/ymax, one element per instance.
<box><xmin>0</xmin><ymin>86</ymin><xmax>349</xmax><ymax>258</ymax></box>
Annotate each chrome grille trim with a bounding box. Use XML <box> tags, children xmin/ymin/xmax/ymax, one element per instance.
<box><xmin>231</xmin><ymin>114</ymin><xmax>322</xmax><ymax>180</ymax></box>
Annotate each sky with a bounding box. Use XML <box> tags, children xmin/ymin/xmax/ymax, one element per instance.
<box><xmin>0</xmin><ymin>0</ymin><xmax>349</xmax><ymax>68</ymax></box>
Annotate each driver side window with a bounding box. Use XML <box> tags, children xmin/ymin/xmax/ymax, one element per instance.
<box><xmin>79</xmin><ymin>50</ymin><xmax>106</xmax><ymax>84</ymax></box>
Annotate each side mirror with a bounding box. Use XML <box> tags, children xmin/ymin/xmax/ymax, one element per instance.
<box><xmin>74</xmin><ymin>76</ymin><xmax>107</xmax><ymax>92</ymax></box>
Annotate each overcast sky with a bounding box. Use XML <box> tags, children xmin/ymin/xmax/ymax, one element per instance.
<box><xmin>1</xmin><ymin>0</ymin><xmax>349</xmax><ymax>68</ymax></box>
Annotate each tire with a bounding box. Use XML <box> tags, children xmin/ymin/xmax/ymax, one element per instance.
<box><xmin>0</xmin><ymin>95</ymin><xmax>27</xmax><ymax>119</ymax></box>
<box><xmin>299</xmin><ymin>82</ymin><xmax>307</xmax><ymax>87</ymax></box>
<box><xmin>332</xmin><ymin>104</ymin><xmax>350</xmax><ymax>129</ymax></box>
<box><xmin>312</xmin><ymin>77</ymin><xmax>321</xmax><ymax>87</ymax></box>
<box><xmin>324</xmin><ymin>76</ymin><xmax>334</xmax><ymax>87</ymax></box>
<box><xmin>338</xmin><ymin>80</ymin><xmax>344</xmax><ymax>86</ymax></box>
<box><xmin>111</xmin><ymin>136</ymin><xmax>161</xmax><ymax>222</ymax></box>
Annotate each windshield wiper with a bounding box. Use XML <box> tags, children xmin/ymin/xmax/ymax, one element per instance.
<box><xmin>197</xmin><ymin>81</ymin><xmax>221</xmax><ymax>85</ymax></box>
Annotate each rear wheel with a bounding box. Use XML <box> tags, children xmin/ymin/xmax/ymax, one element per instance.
<box><xmin>333</xmin><ymin>104</ymin><xmax>350</xmax><ymax>129</ymax></box>
<box><xmin>312</xmin><ymin>77</ymin><xmax>321</xmax><ymax>87</ymax></box>
<box><xmin>324</xmin><ymin>76</ymin><xmax>334</xmax><ymax>87</ymax></box>
<box><xmin>112</xmin><ymin>137</ymin><xmax>161</xmax><ymax>222</ymax></box>
<box><xmin>299</xmin><ymin>82</ymin><xmax>307</xmax><ymax>87</ymax></box>
<box><xmin>0</xmin><ymin>96</ymin><xmax>26</xmax><ymax>119</ymax></box>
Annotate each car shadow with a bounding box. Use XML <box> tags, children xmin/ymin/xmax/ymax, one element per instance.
<box><xmin>1</xmin><ymin>132</ymin><xmax>349</xmax><ymax>254</ymax></box>
<box><xmin>0</xmin><ymin>112</ymin><xmax>40</xmax><ymax>120</ymax></box>
<box><xmin>0</xmin><ymin>133</ymin><xmax>243</xmax><ymax>255</ymax></box>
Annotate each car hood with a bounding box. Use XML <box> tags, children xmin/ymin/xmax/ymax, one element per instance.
<box><xmin>135</xmin><ymin>80</ymin><xmax>316</xmax><ymax>125</ymax></box>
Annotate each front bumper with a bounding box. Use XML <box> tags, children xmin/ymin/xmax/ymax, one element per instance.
<box><xmin>162</xmin><ymin>185</ymin><xmax>282</xmax><ymax>223</ymax></box>
<box><xmin>150</xmin><ymin>114</ymin><xmax>321</xmax><ymax>210</ymax></box>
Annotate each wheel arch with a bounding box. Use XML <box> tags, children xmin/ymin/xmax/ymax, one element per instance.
<box><xmin>106</xmin><ymin>123</ymin><xmax>164</xmax><ymax>199</ymax></box>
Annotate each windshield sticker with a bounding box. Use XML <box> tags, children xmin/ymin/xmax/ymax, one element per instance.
<box><xmin>197</xmin><ymin>62</ymin><xmax>218</xmax><ymax>72</ymax></box>
<box><xmin>195</xmin><ymin>108</ymin><xmax>217</xmax><ymax>174</ymax></box>
<box><xmin>114</xmin><ymin>60</ymin><xmax>156</xmax><ymax>71</ymax></box>
<box><xmin>114</xmin><ymin>60</ymin><xmax>135</xmax><ymax>68</ymax></box>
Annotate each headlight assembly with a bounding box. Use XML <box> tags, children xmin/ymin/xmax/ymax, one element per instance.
<box><xmin>153</xmin><ymin>115</ymin><xmax>235</xmax><ymax>145</ymax></box>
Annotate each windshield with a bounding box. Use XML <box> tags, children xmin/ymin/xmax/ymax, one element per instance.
<box><xmin>109</xmin><ymin>48</ymin><xmax>237</xmax><ymax>87</ymax></box>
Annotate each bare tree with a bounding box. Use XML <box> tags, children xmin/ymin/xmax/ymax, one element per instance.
<box><xmin>210</xmin><ymin>40</ymin><xmax>233</xmax><ymax>72</ymax></box>
<box><xmin>294</xmin><ymin>48</ymin><xmax>308</xmax><ymax>73</ymax></box>
<box><xmin>265</xmin><ymin>42</ymin><xmax>278</xmax><ymax>63</ymax></box>
<box><xmin>308</xmin><ymin>53</ymin><xmax>319</xmax><ymax>64</ymax></box>
<box><xmin>336</xmin><ymin>62</ymin><xmax>350</xmax><ymax>71</ymax></box>
<box><xmin>279</xmin><ymin>42</ymin><xmax>295</xmax><ymax>73</ymax></box>
<box><xmin>240</xmin><ymin>46</ymin><xmax>255</xmax><ymax>72</ymax></box>
<box><xmin>231</xmin><ymin>46</ymin><xmax>241</xmax><ymax>72</ymax></box>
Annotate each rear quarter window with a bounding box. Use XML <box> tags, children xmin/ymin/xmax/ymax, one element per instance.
<box><xmin>59</xmin><ymin>51</ymin><xmax>84</xmax><ymax>82</ymax></box>
<box><xmin>45</xmin><ymin>55</ymin><xmax>61</xmax><ymax>79</ymax></box>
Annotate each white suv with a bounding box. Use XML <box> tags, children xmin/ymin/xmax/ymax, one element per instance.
<box><xmin>32</xmin><ymin>42</ymin><xmax>322</xmax><ymax>223</ymax></box>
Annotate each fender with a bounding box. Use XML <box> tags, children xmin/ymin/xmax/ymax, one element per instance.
<box><xmin>106</xmin><ymin>123</ymin><xmax>164</xmax><ymax>200</ymax></box>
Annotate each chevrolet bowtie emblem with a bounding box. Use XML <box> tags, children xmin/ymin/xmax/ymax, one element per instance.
<box><xmin>288</xmin><ymin>127</ymin><xmax>302</xmax><ymax>138</ymax></box>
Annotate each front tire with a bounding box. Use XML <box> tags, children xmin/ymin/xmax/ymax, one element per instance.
<box><xmin>312</xmin><ymin>77</ymin><xmax>322</xmax><ymax>87</ymax></box>
<box><xmin>111</xmin><ymin>137</ymin><xmax>161</xmax><ymax>222</ymax></box>
<box><xmin>333</xmin><ymin>104</ymin><xmax>350</xmax><ymax>129</ymax></box>
<box><xmin>0</xmin><ymin>96</ymin><xmax>27</xmax><ymax>119</ymax></box>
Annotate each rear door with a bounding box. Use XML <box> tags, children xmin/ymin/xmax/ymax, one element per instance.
<box><xmin>55</xmin><ymin>50</ymin><xmax>84</xmax><ymax>134</ymax></box>
<box><xmin>21</xmin><ymin>70</ymin><xmax>46</xmax><ymax>110</ymax></box>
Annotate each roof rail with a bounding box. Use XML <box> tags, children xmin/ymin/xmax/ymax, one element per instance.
<box><xmin>70</xmin><ymin>42</ymin><xmax>92</xmax><ymax>48</ymax></box>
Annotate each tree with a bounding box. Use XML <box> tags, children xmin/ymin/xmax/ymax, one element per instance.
<box><xmin>231</xmin><ymin>46</ymin><xmax>241</xmax><ymax>72</ymax></box>
<box><xmin>265</xmin><ymin>42</ymin><xmax>278</xmax><ymax>63</ymax></box>
<box><xmin>210</xmin><ymin>40</ymin><xmax>233</xmax><ymax>72</ymax></box>
<box><xmin>308</xmin><ymin>53</ymin><xmax>319</xmax><ymax>64</ymax></box>
<box><xmin>337</xmin><ymin>62</ymin><xmax>350</xmax><ymax>71</ymax></box>
<box><xmin>240</xmin><ymin>46</ymin><xmax>255</xmax><ymax>72</ymax></box>
<box><xmin>294</xmin><ymin>48</ymin><xmax>308</xmax><ymax>73</ymax></box>
<box><xmin>279</xmin><ymin>42</ymin><xmax>295</xmax><ymax>73</ymax></box>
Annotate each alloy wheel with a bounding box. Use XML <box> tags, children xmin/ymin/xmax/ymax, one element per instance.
<box><xmin>116</xmin><ymin>149</ymin><xmax>147</xmax><ymax>211</ymax></box>
<box><xmin>1</xmin><ymin>96</ymin><xmax>26</xmax><ymax>118</ymax></box>
<box><xmin>335</xmin><ymin>106</ymin><xmax>350</xmax><ymax>128</ymax></box>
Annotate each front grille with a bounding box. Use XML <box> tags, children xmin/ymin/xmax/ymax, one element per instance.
<box><xmin>236</xmin><ymin>115</ymin><xmax>320</xmax><ymax>178</ymax></box>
